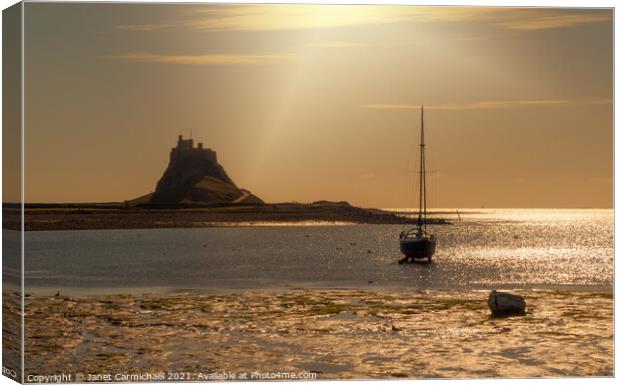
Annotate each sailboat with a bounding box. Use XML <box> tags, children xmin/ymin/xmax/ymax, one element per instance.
<box><xmin>399</xmin><ymin>106</ymin><xmax>436</xmax><ymax>264</ymax></box>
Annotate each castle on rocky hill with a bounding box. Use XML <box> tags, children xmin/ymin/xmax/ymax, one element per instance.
<box><xmin>143</xmin><ymin>134</ymin><xmax>263</xmax><ymax>205</ymax></box>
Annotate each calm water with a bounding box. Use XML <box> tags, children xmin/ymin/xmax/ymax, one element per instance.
<box><xmin>4</xmin><ymin>209</ymin><xmax>613</xmax><ymax>295</ymax></box>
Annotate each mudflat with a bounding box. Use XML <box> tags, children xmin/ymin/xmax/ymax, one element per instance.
<box><xmin>10</xmin><ymin>288</ymin><xmax>612</xmax><ymax>379</ymax></box>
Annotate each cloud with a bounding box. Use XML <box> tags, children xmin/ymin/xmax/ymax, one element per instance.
<box><xmin>307</xmin><ymin>41</ymin><xmax>362</xmax><ymax>48</ymax></box>
<box><xmin>118</xmin><ymin>5</ymin><xmax>425</xmax><ymax>32</ymax></box>
<box><xmin>101</xmin><ymin>52</ymin><xmax>297</xmax><ymax>65</ymax></box>
<box><xmin>497</xmin><ymin>12</ymin><xmax>612</xmax><ymax>30</ymax></box>
<box><xmin>362</xmin><ymin>99</ymin><xmax>612</xmax><ymax>110</ymax></box>
<box><xmin>359</xmin><ymin>172</ymin><xmax>376</xmax><ymax>180</ymax></box>
<box><xmin>117</xmin><ymin>23</ymin><xmax>173</xmax><ymax>32</ymax></box>
<box><xmin>117</xmin><ymin>6</ymin><xmax>611</xmax><ymax>33</ymax></box>
<box><xmin>451</xmin><ymin>36</ymin><xmax>490</xmax><ymax>42</ymax></box>
<box><xmin>586</xmin><ymin>176</ymin><xmax>612</xmax><ymax>184</ymax></box>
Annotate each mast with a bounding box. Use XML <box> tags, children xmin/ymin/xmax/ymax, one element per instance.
<box><xmin>417</xmin><ymin>106</ymin><xmax>427</xmax><ymax>231</ymax></box>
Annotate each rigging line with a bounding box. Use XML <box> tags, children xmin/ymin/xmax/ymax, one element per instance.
<box><xmin>409</xmin><ymin>112</ymin><xmax>419</xmax><ymax>222</ymax></box>
<box><xmin>418</xmin><ymin>106</ymin><xmax>424</xmax><ymax>227</ymax></box>
<box><xmin>420</xmin><ymin>106</ymin><xmax>426</xmax><ymax>231</ymax></box>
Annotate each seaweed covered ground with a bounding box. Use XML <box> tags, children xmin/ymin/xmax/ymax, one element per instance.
<box><xmin>5</xmin><ymin>289</ymin><xmax>613</xmax><ymax>380</ymax></box>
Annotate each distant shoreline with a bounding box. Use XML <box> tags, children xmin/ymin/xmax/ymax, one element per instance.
<box><xmin>3</xmin><ymin>201</ymin><xmax>450</xmax><ymax>231</ymax></box>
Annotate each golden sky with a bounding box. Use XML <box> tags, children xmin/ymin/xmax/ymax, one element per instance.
<box><xmin>16</xmin><ymin>3</ymin><xmax>613</xmax><ymax>208</ymax></box>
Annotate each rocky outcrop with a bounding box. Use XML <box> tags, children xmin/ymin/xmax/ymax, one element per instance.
<box><xmin>148</xmin><ymin>135</ymin><xmax>263</xmax><ymax>205</ymax></box>
<box><xmin>488</xmin><ymin>290</ymin><xmax>526</xmax><ymax>317</ymax></box>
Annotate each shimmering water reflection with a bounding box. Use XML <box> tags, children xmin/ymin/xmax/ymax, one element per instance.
<box><xmin>17</xmin><ymin>209</ymin><xmax>613</xmax><ymax>294</ymax></box>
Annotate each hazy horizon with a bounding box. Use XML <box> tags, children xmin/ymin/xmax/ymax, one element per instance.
<box><xmin>6</xmin><ymin>3</ymin><xmax>613</xmax><ymax>208</ymax></box>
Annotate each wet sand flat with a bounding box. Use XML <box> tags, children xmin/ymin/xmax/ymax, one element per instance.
<box><xmin>11</xmin><ymin>288</ymin><xmax>613</xmax><ymax>380</ymax></box>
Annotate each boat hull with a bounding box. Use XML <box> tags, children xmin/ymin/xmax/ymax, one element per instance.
<box><xmin>399</xmin><ymin>237</ymin><xmax>436</xmax><ymax>262</ymax></box>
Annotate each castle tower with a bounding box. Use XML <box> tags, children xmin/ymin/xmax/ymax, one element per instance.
<box><xmin>170</xmin><ymin>134</ymin><xmax>216</xmax><ymax>163</ymax></box>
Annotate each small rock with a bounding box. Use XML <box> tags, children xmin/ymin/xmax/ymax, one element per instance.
<box><xmin>367</xmin><ymin>249</ymin><xmax>372</xmax><ymax>253</ymax></box>
<box><xmin>488</xmin><ymin>290</ymin><xmax>526</xmax><ymax>317</ymax></box>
